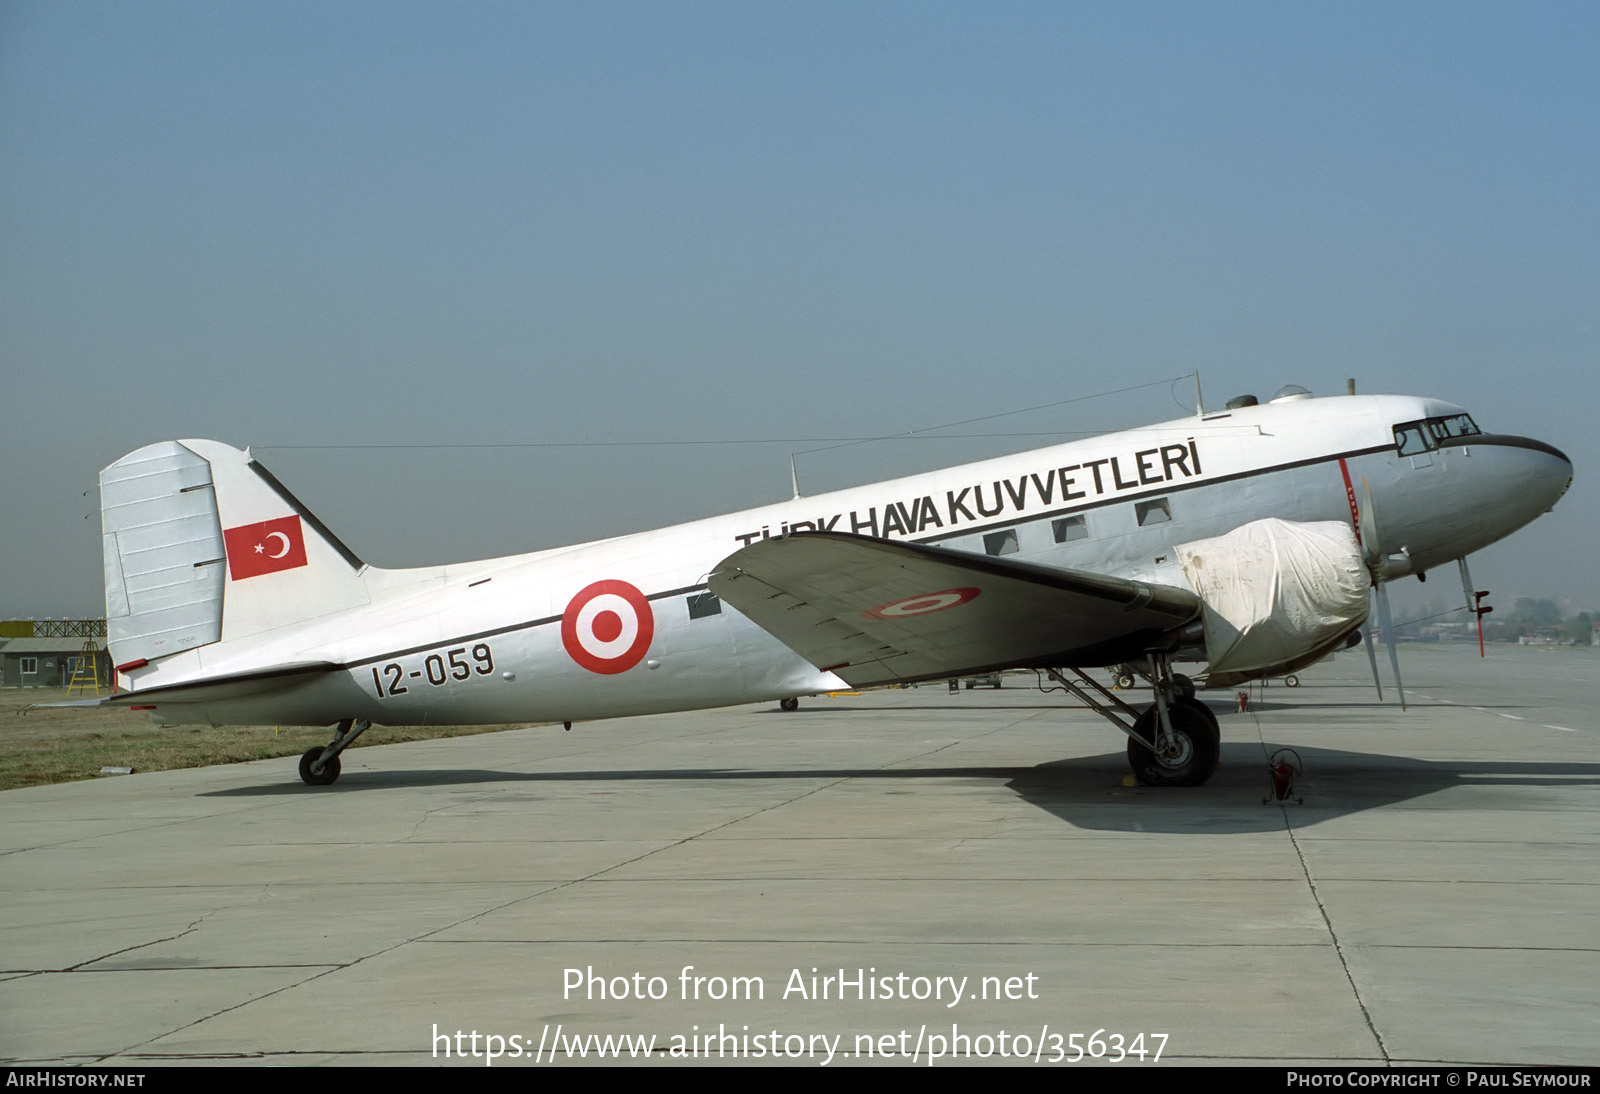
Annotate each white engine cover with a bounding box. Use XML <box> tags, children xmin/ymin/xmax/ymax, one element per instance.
<box><xmin>1176</xmin><ymin>518</ymin><xmax>1370</xmax><ymax>677</ymax></box>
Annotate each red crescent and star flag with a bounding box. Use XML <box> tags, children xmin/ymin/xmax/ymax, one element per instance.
<box><xmin>223</xmin><ymin>515</ymin><xmax>309</xmax><ymax>581</ymax></box>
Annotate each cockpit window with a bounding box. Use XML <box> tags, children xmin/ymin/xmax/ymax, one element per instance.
<box><xmin>1430</xmin><ymin>413</ymin><xmax>1480</xmax><ymax>440</ymax></box>
<box><xmin>1393</xmin><ymin>414</ymin><xmax>1480</xmax><ymax>455</ymax></box>
<box><xmin>1394</xmin><ymin>422</ymin><xmax>1431</xmax><ymax>456</ymax></box>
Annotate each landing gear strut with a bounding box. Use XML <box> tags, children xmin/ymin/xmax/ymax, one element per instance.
<box><xmin>298</xmin><ymin>718</ymin><xmax>371</xmax><ymax>786</ymax></box>
<box><xmin>1110</xmin><ymin>664</ymin><xmax>1196</xmax><ymax>701</ymax></box>
<box><xmin>1042</xmin><ymin>653</ymin><xmax>1220</xmax><ymax>787</ymax></box>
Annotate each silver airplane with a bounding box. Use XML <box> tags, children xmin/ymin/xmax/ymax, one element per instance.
<box><xmin>90</xmin><ymin>386</ymin><xmax>1571</xmax><ymax>788</ymax></box>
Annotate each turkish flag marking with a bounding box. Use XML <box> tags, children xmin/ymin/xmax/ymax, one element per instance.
<box><xmin>223</xmin><ymin>515</ymin><xmax>309</xmax><ymax>581</ymax></box>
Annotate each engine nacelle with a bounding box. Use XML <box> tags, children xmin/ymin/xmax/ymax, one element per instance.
<box><xmin>1176</xmin><ymin>519</ymin><xmax>1370</xmax><ymax>682</ymax></box>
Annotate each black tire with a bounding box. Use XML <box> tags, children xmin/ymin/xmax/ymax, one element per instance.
<box><xmin>1115</xmin><ymin>672</ymin><xmax>1136</xmax><ymax>690</ymax></box>
<box><xmin>1127</xmin><ymin>702</ymin><xmax>1220</xmax><ymax>787</ymax></box>
<box><xmin>1172</xmin><ymin>673</ymin><xmax>1196</xmax><ymax>701</ymax></box>
<box><xmin>779</xmin><ymin>697</ymin><xmax>800</xmax><ymax>713</ymax></box>
<box><xmin>1285</xmin><ymin>674</ymin><xmax>1301</xmax><ymax>688</ymax></box>
<box><xmin>1174</xmin><ymin>695</ymin><xmax>1219</xmax><ymax>732</ymax></box>
<box><xmin>299</xmin><ymin>746</ymin><xmax>341</xmax><ymax>786</ymax></box>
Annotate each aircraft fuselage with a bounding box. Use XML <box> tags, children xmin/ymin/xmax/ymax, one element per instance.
<box><xmin>112</xmin><ymin>392</ymin><xmax>1571</xmax><ymax>729</ymax></box>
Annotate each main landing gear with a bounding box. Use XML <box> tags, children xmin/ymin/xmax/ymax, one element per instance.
<box><xmin>1126</xmin><ymin>698</ymin><xmax>1219</xmax><ymax>787</ymax></box>
<box><xmin>298</xmin><ymin>718</ymin><xmax>372</xmax><ymax>786</ymax></box>
<box><xmin>1045</xmin><ymin>654</ymin><xmax>1220</xmax><ymax>787</ymax></box>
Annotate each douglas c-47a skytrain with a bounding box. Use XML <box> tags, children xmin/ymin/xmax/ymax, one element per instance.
<box><xmin>89</xmin><ymin>386</ymin><xmax>1571</xmax><ymax>788</ymax></box>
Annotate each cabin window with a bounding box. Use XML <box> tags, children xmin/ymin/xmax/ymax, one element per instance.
<box><xmin>21</xmin><ymin>658</ymin><xmax>37</xmax><ymax>675</ymax></box>
<box><xmin>687</xmin><ymin>592</ymin><xmax>722</xmax><ymax>619</ymax></box>
<box><xmin>983</xmin><ymin>529</ymin><xmax>1019</xmax><ymax>556</ymax></box>
<box><xmin>1052</xmin><ymin>515</ymin><xmax>1088</xmax><ymax>542</ymax></box>
<box><xmin>1135</xmin><ymin>498</ymin><xmax>1171</xmax><ymax>526</ymax></box>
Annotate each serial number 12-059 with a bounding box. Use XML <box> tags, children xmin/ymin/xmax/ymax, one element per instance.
<box><xmin>371</xmin><ymin>643</ymin><xmax>495</xmax><ymax>697</ymax></box>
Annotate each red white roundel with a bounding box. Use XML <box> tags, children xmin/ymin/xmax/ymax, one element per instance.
<box><xmin>562</xmin><ymin>580</ymin><xmax>654</xmax><ymax>674</ymax></box>
<box><xmin>863</xmin><ymin>587</ymin><xmax>981</xmax><ymax>620</ymax></box>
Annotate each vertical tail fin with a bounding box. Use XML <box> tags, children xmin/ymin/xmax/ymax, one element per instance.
<box><xmin>101</xmin><ymin>440</ymin><xmax>370</xmax><ymax>667</ymax></box>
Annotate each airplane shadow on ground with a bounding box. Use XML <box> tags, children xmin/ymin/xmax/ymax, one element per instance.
<box><xmin>1003</xmin><ymin>746</ymin><xmax>1600</xmax><ymax>832</ymax></box>
<box><xmin>202</xmin><ymin>744</ymin><xmax>1600</xmax><ymax>834</ymax></box>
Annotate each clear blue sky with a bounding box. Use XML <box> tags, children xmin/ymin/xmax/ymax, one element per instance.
<box><xmin>2</xmin><ymin>1</ymin><xmax>1595</xmax><ymax>620</ymax></box>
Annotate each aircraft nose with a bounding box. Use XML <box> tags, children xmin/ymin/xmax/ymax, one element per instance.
<box><xmin>1532</xmin><ymin>438</ymin><xmax>1572</xmax><ymax>501</ymax></box>
<box><xmin>1499</xmin><ymin>435</ymin><xmax>1572</xmax><ymax>514</ymax></box>
<box><xmin>1394</xmin><ymin>434</ymin><xmax>1570</xmax><ymax>571</ymax></box>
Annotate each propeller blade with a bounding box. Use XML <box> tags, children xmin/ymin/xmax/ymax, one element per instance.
<box><xmin>1360</xmin><ymin>477</ymin><xmax>1401</xmax><ymax>704</ymax></box>
<box><xmin>1375</xmin><ymin>581</ymin><xmax>1406</xmax><ymax>711</ymax></box>
<box><xmin>1359</xmin><ymin>477</ymin><xmax>1381</xmax><ymax>566</ymax></box>
<box><xmin>1358</xmin><ymin>476</ymin><xmax>1409</xmax><ymax>706</ymax></box>
<box><xmin>1363</xmin><ymin>616</ymin><xmax>1385</xmax><ymax>701</ymax></box>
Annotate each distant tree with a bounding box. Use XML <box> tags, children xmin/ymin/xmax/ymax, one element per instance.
<box><xmin>1565</xmin><ymin>611</ymin><xmax>1595</xmax><ymax>645</ymax></box>
<box><xmin>1510</xmin><ymin>597</ymin><xmax>1562</xmax><ymax>625</ymax></box>
<box><xmin>1395</xmin><ymin>596</ymin><xmax>1447</xmax><ymax>637</ymax></box>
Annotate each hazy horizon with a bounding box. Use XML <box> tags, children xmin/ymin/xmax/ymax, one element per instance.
<box><xmin>4</xmin><ymin>3</ymin><xmax>1594</xmax><ymax>618</ymax></box>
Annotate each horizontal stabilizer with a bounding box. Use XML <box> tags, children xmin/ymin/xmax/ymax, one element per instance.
<box><xmin>710</xmin><ymin>532</ymin><xmax>1200</xmax><ymax>686</ymax></box>
<box><xmin>100</xmin><ymin>661</ymin><xmax>341</xmax><ymax>707</ymax></box>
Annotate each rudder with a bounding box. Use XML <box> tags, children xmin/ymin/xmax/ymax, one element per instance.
<box><xmin>101</xmin><ymin>440</ymin><xmax>371</xmax><ymax>666</ymax></box>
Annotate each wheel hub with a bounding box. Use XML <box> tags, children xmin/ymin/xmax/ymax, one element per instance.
<box><xmin>1157</xmin><ymin>733</ymin><xmax>1194</xmax><ymax>767</ymax></box>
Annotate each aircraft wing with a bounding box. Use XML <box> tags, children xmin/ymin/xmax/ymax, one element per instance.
<box><xmin>708</xmin><ymin>532</ymin><xmax>1201</xmax><ymax>687</ymax></box>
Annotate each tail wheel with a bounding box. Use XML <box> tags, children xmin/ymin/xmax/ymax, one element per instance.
<box><xmin>779</xmin><ymin>697</ymin><xmax>800</xmax><ymax>713</ymax></box>
<box><xmin>1127</xmin><ymin>702</ymin><xmax>1220</xmax><ymax>787</ymax></box>
<box><xmin>299</xmin><ymin>747</ymin><xmax>341</xmax><ymax>786</ymax></box>
<box><xmin>1172</xmin><ymin>673</ymin><xmax>1196</xmax><ymax>701</ymax></box>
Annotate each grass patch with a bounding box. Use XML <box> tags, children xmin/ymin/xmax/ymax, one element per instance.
<box><xmin>0</xmin><ymin>688</ymin><xmax>541</xmax><ymax>791</ymax></box>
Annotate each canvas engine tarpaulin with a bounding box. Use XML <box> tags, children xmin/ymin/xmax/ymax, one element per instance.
<box><xmin>1175</xmin><ymin>518</ymin><xmax>1370</xmax><ymax>677</ymax></box>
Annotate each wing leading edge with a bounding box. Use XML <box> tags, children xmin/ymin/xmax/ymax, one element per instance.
<box><xmin>709</xmin><ymin>532</ymin><xmax>1201</xmax><ymax>688</ymax></box>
